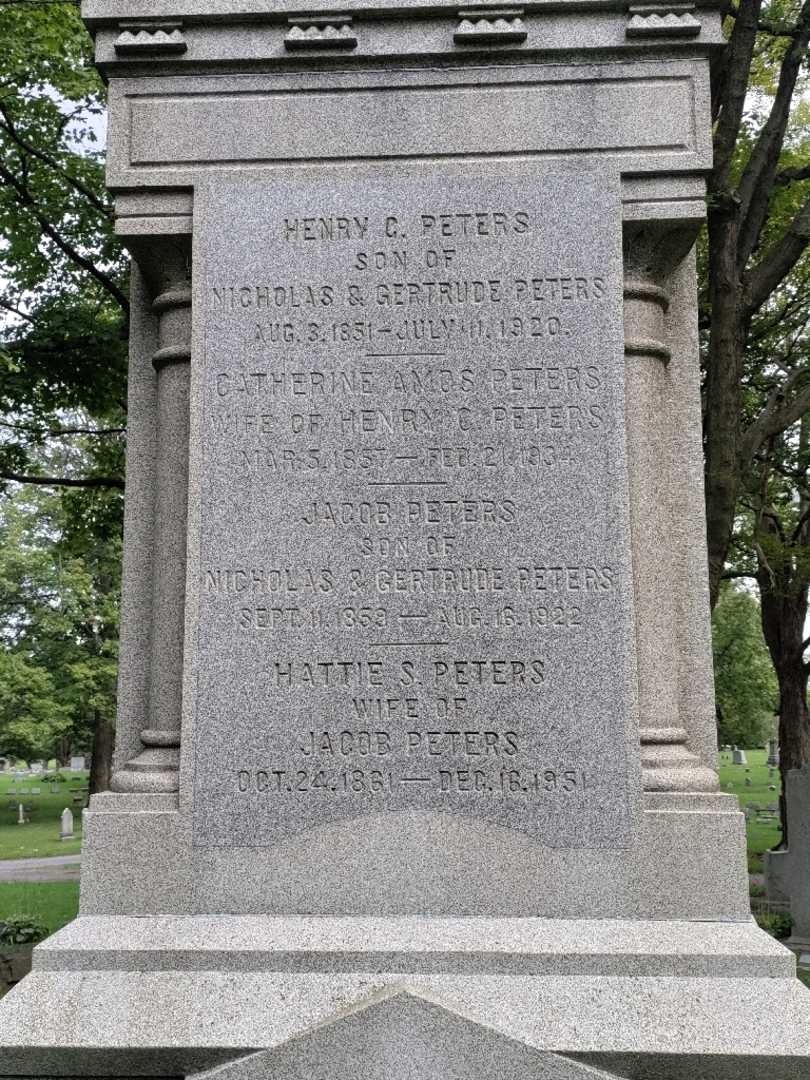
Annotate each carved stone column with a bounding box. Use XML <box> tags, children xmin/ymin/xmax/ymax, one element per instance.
<box><xmin>623</xmin><ymin>223</ymin><xmax>718</xmax><ymax>794</ymax></box>
<box><xmin>112</xmin><ymin>236</ymin><xmax>191</xmax><ymax>793</ymax></box>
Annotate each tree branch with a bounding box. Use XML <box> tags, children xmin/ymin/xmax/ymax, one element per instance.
<box><xmin>775</xmin><ymin>164</ymin><xmax>810</xmax><ymax>186</ymax></box>
<box><xmin>791</xmin><ymin>505</ymin><xmax>810</xmax><ymax>545</ymax></box>
<box><xmin>745</xmin><ymin>195</ymin><xmax>810</xmax><ymax>313</ymax></box>
<box><xmin>0</xmin><ymin>420</ymin><xmax>126</xmax><ymax>437</ymax></box>
<box><xmin>740</xmin><ymin>366</ymin><xmax>810</xmax><ymax>464</ymax></box>
<box><xmin>0</xmin><ymin>161</ymin><xmax>129</xmax><ymax>314</ymax></box>
<box><xmin>0</xmin><ymin>296</ymin><xmax>36</xmax><ymax>325</ymax></box>
<box><xmin>711</xmin><ymin>0</ymin><xmax>763</xmax><ymax>187</ymax></box>
<box><xmin>0</xmin><ymin>104</ymin><xmax>111</xmax><ymax>219</ymax></box>
<box><xmin>736</xmin><ymin>0</ymin><xmax>810</xmax><ymax>267</ymax></box>
<box><xmin>0</xmin><ymin>471</ymin><xmax>124</xmax><ymax>489</ymax></box>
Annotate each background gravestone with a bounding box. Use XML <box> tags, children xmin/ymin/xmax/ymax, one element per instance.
<box><xmin>1</xmin><ymin>0</ymin><xmax>810</xmax><ymax>1077</ymax></box>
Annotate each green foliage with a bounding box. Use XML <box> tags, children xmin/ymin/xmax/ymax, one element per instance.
<box><xmin>0</xmin><ymin>479</ymin><xmax>120</xmax><ymax>763</ymax></box>
<box><xmin>0</xmin><ymin>882</ymin><xmax>79</xmax><ymax>937</ymax></box>
<box><xmin>755</xmin><ymin>910</ymin><xmax>793</xmax><ymax>939</ymax></box>
<box><xmin>0</xmin><ymin>914</ymin><xmax>48</xmax><ymax>947</ymax></box>
<box><xmin>0</xmin><ymin>3</ymin><xmax>125</xmax><ymax>773</ymax></box>
<box><xmin>0</xmin><ymin>0</ymin><xmax>128</xmax><ymax>491</ymax></box>
<box><xmin>712</xmin><ymin>586</ymin><xmax>778</xmax><ymax>747</ymax></box>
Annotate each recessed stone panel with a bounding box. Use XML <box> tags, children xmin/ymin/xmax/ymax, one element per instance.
<box><xmin>191</xmin><ymin>165</ymin><xmax>637</xmax><ymax>849</ymax></box>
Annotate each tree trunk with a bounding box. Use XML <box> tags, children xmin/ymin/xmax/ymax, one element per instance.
<box><xmin>88</xmin><ymin>709</ymin><xmax>114</xmax><ymax>795</ymax></box>
<box><xmin>703</xmin><ymin>204</ymin><xmax>745</xmax><ymax>610</ymax></box>
<box><xmin>757</xmin><ymin>548</ymin><xmax>810</xmax><ymax>847</ymax></box>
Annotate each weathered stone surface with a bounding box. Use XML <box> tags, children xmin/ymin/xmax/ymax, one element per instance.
<box><xmin>2</xmin><ymin>0</ymin><xmax>809</xmax><ymax>1075</ymax></box>
<box><xmin>190</xmin><ymin>167</ymin><xmax>635</xmax><ymax>851</ymax></box>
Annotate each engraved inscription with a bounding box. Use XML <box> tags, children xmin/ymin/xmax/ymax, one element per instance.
<box><xmin>192</xmin><ymin>168</ymin><xmax>637</xmax><ymax>848</ymax></box>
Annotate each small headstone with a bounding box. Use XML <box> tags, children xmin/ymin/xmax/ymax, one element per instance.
<box><xmin>59</xmin><ymin>808</ymin><xmax>74</xmax><ymax>842</ymax></box>
<box><xmin>29</xmin><ymin>762</ymin><xmax>44</xmax><ymax>774</ymax></box>
<box><xmin>744</xmin><ymin>777</ymin><xmax>752</xmax><ymax>787</ymax></box>
<box><xmin>69</xmin><ymin>756</ymin><xmax>86</xmax><ymax>772</ymax></box>
<box><xmin>769</xmin><ymin>784</ymin><xmax>777</xmax><ymax>791</ymax></box>
<box><xmin>16</xmin><ymin>803</ymin><xmax>25</xmax><ymax>826</ymax></box>
<box><xmin>732</xmin><ymin>749</ymin><xmax>747</xmax><ymax>765</ymax></box>
<box><xmin>30</xmin><ymin>787</ymin><xmax>41</xmax><ymax>795</ymax></box>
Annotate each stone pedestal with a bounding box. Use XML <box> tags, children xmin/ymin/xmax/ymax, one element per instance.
<box><xmin>2</xmin><ymin>0</ymin><xmax>810</xmax><ymax>1076</ymax></box>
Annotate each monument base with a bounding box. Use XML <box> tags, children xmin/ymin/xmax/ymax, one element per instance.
<box><xmin>1</xmin><ymin>916</ymin><xmax>809</xmax><ymax>1080</ymax></box>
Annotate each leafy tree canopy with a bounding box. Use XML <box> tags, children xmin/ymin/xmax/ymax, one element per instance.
<box><xmin>713</xmin><ymin>583</ymin><xmax>779</xmax><ymax>747</ymax></box>
<box><xmin>0</xmin><ymin>456</ymin><xmax>120</xmax><ymax>763</ymax></box>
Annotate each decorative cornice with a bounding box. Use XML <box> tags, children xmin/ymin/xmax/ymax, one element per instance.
<box><xmin>114</xmin><ymin>22</ymin><xmax>187</xmax><ymax>55</ymax></box>
<box><xmin>626</xmin><ymin>4</ymin><xmax>701</xmax><ymax>37</ymax></box>
<box><xmin>285</xmin><ymin>15</ymin><xmax>358</xmax><ymax>50</ymax></box>
<box><xmin>454</xmin><ymin>8</ymin><xmax>527</xmax><ymax>43</ymax></box>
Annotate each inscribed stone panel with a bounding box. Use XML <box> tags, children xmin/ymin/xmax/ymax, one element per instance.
<box><xmin>191</xmin><ymin>167</ymin><xmax>637</xmax><ymax>848</ymax></box>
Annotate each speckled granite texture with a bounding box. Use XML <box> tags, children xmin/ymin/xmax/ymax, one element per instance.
<box><xmin>1</xmin><ymin>0</ymin><xmax>809</xmax><ymax>1075</ymax></box>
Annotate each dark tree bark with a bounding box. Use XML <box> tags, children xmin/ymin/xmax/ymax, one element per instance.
<box><xmin>753</xmin><ymin>436</ymin><xmax>810</xmax><ymax>843</ymax></box>
<box><xmin>757</xmin><ymin>559</ymin><xmax>810</xmax><ymax>845</ymax></box>
<box><xmin>88</xmin><ymin>709</ymin><xmax>114</xmax><ymax>795</ymax></box>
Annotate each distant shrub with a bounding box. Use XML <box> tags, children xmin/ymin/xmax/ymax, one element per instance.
<box><xmin>756</xmin><ymin>911</ymin><xmax>793</xmax><ymax>939</ymax></box>
<box><xmin>0</xmin><ymin>916</ymin><xmax>48</xmax><ymax>947</ymax></box>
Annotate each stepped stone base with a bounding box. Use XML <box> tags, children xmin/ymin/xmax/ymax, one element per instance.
<box><xmin>1</xmin><ymin>916</ymin><xmax>809</xmax><ymax>1079</ymax></box>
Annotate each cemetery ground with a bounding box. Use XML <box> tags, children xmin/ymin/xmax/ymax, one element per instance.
<box><xmin>718</xmin><ymin>748</ymin><xmax>782</xmax><ymax>872</ymax></box>
<box><xmin>0</xmin><ymin>771</ymin><xmax>85</xmax><ymax>860</ymax></box>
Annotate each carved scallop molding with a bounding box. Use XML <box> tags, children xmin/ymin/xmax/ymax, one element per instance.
<box><xmin>114</xmin><ymin>22</ymin><xmax>187</xmax><ymax>55</ymax></box>
<box><xmin>626</xmin><ymin>5</ymin><xmax>701</xmax><ymax>37</ymax></box>
<box><xmin>285</xmin><ymin>15</ymin><xmax>358</xmax><ymax>50</ymax></box>
<box><xmin>454</xmin><ymin>8</ymin><xmax>527</xmax><ymax>44</ymax></box>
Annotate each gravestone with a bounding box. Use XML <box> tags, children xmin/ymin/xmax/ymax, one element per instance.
<box><xmin>768</xmin><ymin>739</ymin><xmax>780</xmax><ymax>767</ymax></box>
<box><xmin>733</xmin><ymin>748</ymin><xmax>748</xmax><ymax>765</ymax></box>
<box><xmin>59</xmin><ymin>808</ymin><xmax>74</xmax><ymax>841</ymax></box>
<box><xmin>766</xmin><ymin>765</ymin><xmax>810</xmax><ymax>949</ymax></box>
<box><xmin>69</xmin><ymin>755</ymin><xmax>86</xmax><ymax>772</ymax></box>
<box><xmin>2</xmin><ymin>1</ymin><xmax>810</xmax><ymax>1078</ymax></box>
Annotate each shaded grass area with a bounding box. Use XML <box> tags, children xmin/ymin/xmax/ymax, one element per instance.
<box><xmin>0</xmin><ymin>772</ymin><xmax>85</xmax><ymax>860</ymax></box>
<box><xmin>0</xmin><ymin>882</ymin><xmax>80</xmax><ymax>936</ymax></box>
<box><xmin>717</xmin><ymin>748</ymin><xmax>781</xmax><ymax>872</ymax></box>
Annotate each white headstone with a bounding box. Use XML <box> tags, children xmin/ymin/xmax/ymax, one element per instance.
<box><xmin>732</xmin><ymin>748</ymin><xmax>747</xmax><ymax>765</ymax></box>
<box><xmin>60</xmin><ymin>808</ymin><xmax>74</xmax><ymax>841</ymax></box>
<box><xmin>69</xmin><ymin>756</ymin><xmax>86</xmax><ymax>772</ymax></box>
<box><xmin>16</xmin><ymin>803</ymin><xmax>25</xmax><ymax>826</ymax></box>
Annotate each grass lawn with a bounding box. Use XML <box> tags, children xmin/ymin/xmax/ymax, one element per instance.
<box><xmin>0</xmin><ymin>771</ymin><xmax>86</xmax><ymax>860</ymax></box>
<box><xmin>717</xmin><ymin>748</ymin><xmax>781</xmax><ymax>872</ymax></box>
<box><xmin>0</xmin><ymin>881</ymin><xmax>80</xmax><ymax>935</ymax></box>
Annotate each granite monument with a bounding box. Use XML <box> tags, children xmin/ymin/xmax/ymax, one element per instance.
<box><xmin>2</xmin><ymin>0</ymin><xmax>810</xmax><ymax>1076</ymax></box>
